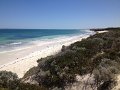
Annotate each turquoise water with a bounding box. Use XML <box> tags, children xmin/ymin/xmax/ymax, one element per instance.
<box><xmin>0</xmin><ymin>29</ymin><xmax>91</xmax><ymax>51</ymax></box>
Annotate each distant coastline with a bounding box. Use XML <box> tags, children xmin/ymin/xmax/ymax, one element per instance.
<box><xmin>90</xmin><ymin>27</ymin><xmax>120</xmax><ymax>31</ymax></box>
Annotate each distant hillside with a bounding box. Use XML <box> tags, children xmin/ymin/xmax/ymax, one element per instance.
<box><xmin>90</xmin><ymin>27</ymin><xmax>120</xmax><ymax>31</ymax></box>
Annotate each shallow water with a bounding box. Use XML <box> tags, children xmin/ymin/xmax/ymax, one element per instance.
<box><xmin>0</xmin><ymin>29</ymin><xmax>92</xmax><ymax>52</ymax></box>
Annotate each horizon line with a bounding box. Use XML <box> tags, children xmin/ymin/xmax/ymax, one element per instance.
<box><xmin>0</xmin><ymin>28</ymin><xmax>90</xmax><ymax>30</ymax></box>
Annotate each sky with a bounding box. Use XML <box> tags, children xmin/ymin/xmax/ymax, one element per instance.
<box><xmin>0</xmin><ymin>0</ymin><xmax>120</xmax><ymax>29</ymax></box>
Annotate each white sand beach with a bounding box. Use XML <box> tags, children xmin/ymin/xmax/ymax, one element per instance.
<box><xmin>96</xmin><ymin>30</ymin><xmax>108</xmax><ymax>33</ymax></box>
<box><xmin>0</xmin><ymin>35</ymin><xmax>91</xmax><ymax>78</ymax></box>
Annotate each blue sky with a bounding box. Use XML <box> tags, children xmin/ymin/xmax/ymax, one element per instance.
<box><xmin>0</xmin><ymin>0</ymin><xmax>120</xmax><ymax>29</ymax></box>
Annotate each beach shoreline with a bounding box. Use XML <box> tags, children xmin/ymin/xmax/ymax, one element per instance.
<box><xmin>0</xmin><ymin>30</ymin><xmax>109</xmax><ymax>78</ymax></box>
<box><xmin>0</xmin><ymin>33</ymin><xmax>94</xmax><ymax>78</ymax></box>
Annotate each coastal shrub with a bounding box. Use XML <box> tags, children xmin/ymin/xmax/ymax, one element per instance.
<box><xmin>0</xmin><ymin>88</ymin><xmax>9</xmax><ymax>90</ymax></box>
<box><xmin>0</xmin><ymin>71</ymin><xmax>18</xmax><ymax>88</ymax></box>
<box><xmin>17</xmin><ymin>82</ymin><xmax>46</xmax><ymax>90</ymax></box>
<box><xmin>70</xmin><ymin>38</ymin><xmax>104</xmax><ymax>58</ymax></box>
<box><xmin>35</xmin><ymin>51</ymin><xmax>77</xmax><ymax>88</ymax></box>
<box><xmin>23</xmin><ymin>66</ymin><xmax>38</xmax><ymax>79</ymax></box>
<box><xmin>0</xmin><ymin>71</ymin><xmax>46</xmax><ymax>90</ymax></box>
<box><xmin>24</xmin><ymin>28</ymin><xmax>120</xmax><ymax>89</ymax></box>
<box><xmin>61</xmin><ymin>45</ymin><xmax>66</xmax><ymax>52</ymax></box>
<box><xmin>93</xmin><ymin>58</ymin><xmax>120</xmax><ymax>89</ymax></box>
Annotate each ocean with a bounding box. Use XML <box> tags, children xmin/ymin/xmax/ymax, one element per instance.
<box><xmin>0</xmin><ymin>29</ymin><xmax>92</xmax><ymax>52</ymax></box>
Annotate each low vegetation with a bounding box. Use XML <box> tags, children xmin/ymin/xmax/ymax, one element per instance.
<box><xmin>0</xmin><ymin>71</ymin><xmax>46</xmax><ymax>90</ymax></box>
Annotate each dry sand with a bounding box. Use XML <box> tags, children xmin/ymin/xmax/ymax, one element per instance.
<box><xmin>96</xmin><ymin>30</ymin><xmax>108</xmax><ymax>33</ymax></box>
<box><xmin>0</xmin><ymin>35</ymin><xmax>90</xmax><ymax>78</ymax></box>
